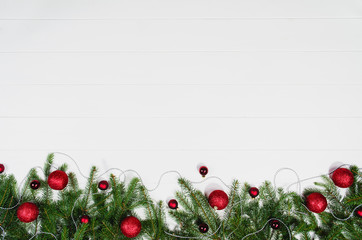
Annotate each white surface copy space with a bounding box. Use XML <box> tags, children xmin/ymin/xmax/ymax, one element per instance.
<box><xmin>0</xmin><ymin>0</ymin><xmax>362</xmax><ymax>205</ymax></box>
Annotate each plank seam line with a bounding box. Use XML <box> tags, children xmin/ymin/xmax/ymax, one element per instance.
<box><xmin>1</xmin><ymin>116</ymin><xmax>362</xmax><ymax>119</ymax></box>
<box><xmin>1</xmin><ymin>50</ymin><xmax>362</xmax><ymax>54</ymax></box>
<box><xmin>1</xmin><ymin>84</ymin><xmax>362</xmax><ymax>86</ymax></box>
<box><xmin>0</xmin><ymin>149</ymin><xmax>362</xmax><ymax>152</ymax></box>
<box><xmin>1</xmin><ymin>17</ymin><xmax>362</xmax><ymax>21</ymax></box>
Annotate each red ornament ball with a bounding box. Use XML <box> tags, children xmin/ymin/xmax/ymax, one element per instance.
<box><xmin>198</xmin><ymin>223</ymin><xmax>209</xmax><ymax>233</ymax></box>
<box><xmin>331</xmin><ymin>168</ymin><xmax>354</xmax><ymax>188</ymax></box>
<box><xmin>306</xmin><ymin>192</ymin><xmax>328</xmax><ymax>213</ymax></box>
<box><xmin>0</xmin><ymin>164</ymin><xmax>4</xmax><ymax>174</ymax></box>
<box><xmin>120</xmin><ymin>216</ymin><xmax>142</xmax><ymax>238</ymax></box>
<box><xmin>208</xmin><ymin>190</ymin><xmax>229</xmax><ymax>210</ymax></box>
<box><xmin>356</xmin><ymin>207</ymin><xmax>362</xmax><ymax>218</ymax></box>
<box><xmin>48</xmin><ymin>170</ymin><xmax>68</xmax><ymax>190</ymax></box>
<box><xmin>199</xmin><ymin>166</ymin><xmax>208</xmax><ymax>178</ymax></box>
<box><xmin>30</xmin><ymin>180</ymin><xmax>41</xmax><ymax>190</ymax></box>
<box><xmin>168</xmin><ymin>199</ymin><xmax>178</xmax><ymax>209</ymax></box>
<box><xmin>98</xmin><ymin>180</ymin><xmax>109</xmax><ymax>190</ymax></box>
<box><xmin>80</xmin><ymin>215</ymin><xmax>90</xmax><ymax>224</ymax></box>
<box><xmin>269</xmin><ymin>219</ymin><xmax>281</xmax><ymax>230</ymax></box>
<box><xmin>17</xmin><ymin>202</ymin><xmax>39</xmax><ymax>223</ymax></box>
<box><xmin>248</xmin><ymin>187</ymin><xmax>259</xmax><ymax>198</ymax></box>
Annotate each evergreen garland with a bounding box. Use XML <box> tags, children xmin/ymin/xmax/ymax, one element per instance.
<box><xmin>0</xmin><ymin>153</ymin><xmax>361</xmax><ymax>239</ymax></box>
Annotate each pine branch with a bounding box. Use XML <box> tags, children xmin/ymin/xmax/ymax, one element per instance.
<box><xmin>0</xmin><ymin>158</ymin><xmax>360</xmax><ymax>239</ymax></box>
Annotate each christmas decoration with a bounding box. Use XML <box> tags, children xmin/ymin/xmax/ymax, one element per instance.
<box><xmin>0</xmin><ymin>164</ymin><xmax>4</xmax><ymax>174</ymax></box>
<box><xmin>30</xmin><ymin>180</ymin><xmax>41</xmax><ymax>190</ymax></box>
<box><xmin>47</xmin><ymin>170</ymin><xmax>68</xmax><ymax>190</ymax></box>
<box><xmin>269</xmin><ymin>219</ymin><xmax>281</xmax><ymax>230</ymax></box>
<box><xmin>120</xmin><ymin>216</ymin><xmax>142</xmax><ymax>238</ymax></box>
<box><xmin>208</xmin><ymin>190</ymin><xmax>229</xmax><ymax>210</ymax></box>
<box><xmin>98</xmin><ymin>180</ymin><xmax>109</xmax><ymax>190</ymax></box>
<box><xmin>16</xmin><ymin>202</ymin><xmax>39</xmax><ymax>223</ymax></box>
<box><xmin>168</xmin><ymin>199</ymin><xmax>178</xmax><ymax>209</ymax></box>
<box><xmin>0</xmin><ymin>154</ymin><xmax>360</xmax><ymax>239</ymax></box>
<box><xmin>199</xmin><ymin>166</ymin><xmax>208</xmax><ymax>178</ymax></box>
<box><xmin>331</xmin><ymin>168</ymin><xmax>354</xmax><ymax>188</ymax></box>
<box><xmin>198</xmin><ymin>223</ymin><xmax>209</xmax><ymax>233</ymax></box>
<box><xmin>356</xmin><ymin>207</ymin><xmax>362</xmax><ymax>218</ymax></box>
<box><xmin>80</xmin><ymin>215</ymin><xmax>90</xmax><ymax>224</ymax></box>
<box><xmin>306</xmin><ymin>192</ymin><xmax>328</xmax><ymax>213</ymax></box>
<box><xmin>248</xmin><ymin>187</ymin><xmax>259</xmax><ymax>198</ymax></box>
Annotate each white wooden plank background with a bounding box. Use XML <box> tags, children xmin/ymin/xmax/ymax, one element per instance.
<box><xmin>0</xmin><ymin>1</ymin><xmax>361</xmax><ymax>204</ymax></box>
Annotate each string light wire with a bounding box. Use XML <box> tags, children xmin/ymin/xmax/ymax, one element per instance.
<box><xmin>0</xmin><ymin>226</ymin><xmax>5</xmax><ymax>240</ymax></box>
<box><xmin>164</xmin><ymin>220</ymin><xmax>223</xmax><ymax>239</ymax></box>
<box><xmin>28</xmin><ymin>231</ymin><xmax>57</xmax><ymax>240</ymax></box>
<box><xmin>240</xmin><ymin>218</ymin><xmax>291</xmax><ymax>240</ymax></box>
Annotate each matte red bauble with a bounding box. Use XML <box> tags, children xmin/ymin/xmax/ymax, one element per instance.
<box><xmin>270</xmin><ymin>219</ymin><xmax>281</xmax><ymax>230</ymax></box>
<box><xmin>98</xmin><ymin>180</ymin><xmax>109</xmax><ymax>190</ymax></box>
<box><xmin>306</xmin><ymin>192</ymin><xmax>328</xmax><ymax>213</ymax></box>
<box><xmin>0</xmin><ymin>164</ymin><xmax>4</xmax><ymax>174</ymax></box>
<box><xmin>48</xmin><ymin>170</ymin><xmax>68</xmax><ymax>190</ymax></box>
<box><xmin>17</xmin><ymin>202</ymin><xmax>39</xmax><ymax>223</ymax></box>
<box><xmin>208</xmin><ymin>190</ymin><xmax>229</xmax><ymax>210</ymax></box>
<box><xmin>30</xmin><ymin>180</ymin><xmax>41</xmax><ymax>190</ymax></box>
<box><xmin>331</xmin><ymin>168</ymin><xmax>354</xmax><ymax>188</ymax></box>
<box><xmin>198</xmin><ymin>223</ymin><xmax>209</xmax><ymax>233</ymax></box>
<box><xmin>248</xmin><ymin>187</ymin><xmax>259</xmax><ymax>198</ymax></box>
<box><xmin>80</xmin><ymin>215</ymin><xmax>90</xmax><ymax>224</ymax></box>
<box><xmin>120</xmin><ymin>216</ymin><xmax>142</xmax><ymax>238</ymax></box>
<box><xmin>199</xmin><ymin>166</ymin><xmax>208</xmax><ymax>178</ymax></box>
<box><xmin>168</xmin><ymin>199</ymin><xmax>178</xmax><ymax>209</ymax></box>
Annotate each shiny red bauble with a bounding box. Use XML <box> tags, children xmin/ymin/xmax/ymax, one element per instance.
<box><xmin>306</xmin><ymin>192</ymin><xmax>328</xmax><ymax>213</ymax></box>
<box><xmin>199</xmin><ymin>166</ymin><xmax>208</xmax><ymax>178</ymax></box>
<box><xmin>0</xmin><ymin>164</ymin><xmax>4</xmax><ymax>174</ymax></box>
<box><xmin>98</xmin><ymin>180</ymin><xmax>109</xmax><ymax>190</ymax></box>
<box><xmin>270</xmin><ymin>219</ymin><xmax>281</xmax><ymax>230</ymax></box>
<box><xmin>356</xmin><ymin>207</ymin><xmax>362</xmax><ymax>218</ymax></box>
<box><xmin>168</xmin><ymin>199</ymin><xmax>178</xmax><ymax>209</ymax></box>
<box><xmin>248</xmin><ymin>187</ymin><xmax>259</xmax><ymax>198</ymax></box>
<box><xmin>331</xmin><ymin>168</ymin><xmax>354</xmax><ymax>188</ymax></box>
<box><xmin>120</xmin><ymin>216</ymin><xmax>142</xmax><ymax>238</ymax></box>
<box><xmin>17</xmin><ymin>202</ymin><xmax>39</xmax><ymax>223</ymax></box>
<box><xmin>80</xmin><ymin>215</ymin><xmax>90</xmax><ymax>224</ymax></box>
<box><xmin>48</xmin><ymin>170</ymin><xmax>68</xmax><ymax>190</ymax></box>
<box><xmin>30</xmin><ymin>180</ymin><xmax>41</xmax><ymax>190</ymax></box>
<box><xmin>198</xmin><ymin>223</ymin><xmax>209</xmax><ymax>233</ymax></box>
<box><xmin>208</xmin><ymin>190</ymin><xmax>229</xmax><ymax>210</ymax></box>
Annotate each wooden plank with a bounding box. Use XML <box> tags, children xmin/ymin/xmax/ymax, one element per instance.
<box><xmin>0</xmin><ymin>85</ymin><xmax>361</xmax><ymax>117</ymax></box>
<box><xmin>0</xmin><ymin>20</ymin><xmax>361</xmax><ymax>51</ymax></box>
<box><xmin>0</xmin><ymin>0</ymin><xmax>361</xmax><ymax>19</ymax></box>
<box><xmin>1</xmin><ymin>52</ymin><xmax>361</xmax><ymax>85</ymax></box>
<box><xmin>0</xmin><ymin>118</ymin><xmax>361</xmax><ymax>150</ymax></box>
